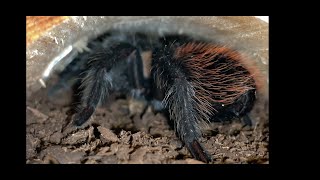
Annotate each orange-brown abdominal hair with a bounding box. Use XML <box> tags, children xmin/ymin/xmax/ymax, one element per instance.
<box><xmin>174</xmin><ymin>42</ymin><xmax>258</xmax><ymax>116</ymax></box>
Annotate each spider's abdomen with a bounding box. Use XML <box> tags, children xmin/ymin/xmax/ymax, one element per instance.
<box><xmin>153</xmin><ymin>41</ymin><xmax>259</xmax><ymax>123</ymax></box>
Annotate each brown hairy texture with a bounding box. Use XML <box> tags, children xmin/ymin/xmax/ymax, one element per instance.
<box><xmin>174</xmin><ymin>42</ymin><xmax>260</xmax><ymax>115</ymax></box>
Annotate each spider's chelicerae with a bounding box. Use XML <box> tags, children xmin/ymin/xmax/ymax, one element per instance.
<box><xmin>49</xmin><ymin>31</ymin><xmax>262</xmax><ymax>163</ymax></box>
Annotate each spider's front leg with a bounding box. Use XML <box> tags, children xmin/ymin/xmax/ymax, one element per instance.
<box><xmin>73</xmin><ymin>43</ymin><xmax>136</xmax><ymax>126</ymax></box>
<box><xmin>153</xmin><ymin>57</ymin><xmax>212</xmax><ymax>163</ymax></box>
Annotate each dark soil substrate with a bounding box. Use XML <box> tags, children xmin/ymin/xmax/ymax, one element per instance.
<box><xmin>26</xmin><ymin>86</ymin><xmax>268</xmax><ymax>164</ymax></box>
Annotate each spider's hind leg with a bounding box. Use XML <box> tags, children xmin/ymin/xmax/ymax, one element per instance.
<box><xmin>73</xmin><ymin>43</ymin><xmax>136</xmax><ymax>126</ymax></box>
<box><xmin>212</xmin><ymin>89</ymin><xmax>256</xmax><ymax>127</ymax></box>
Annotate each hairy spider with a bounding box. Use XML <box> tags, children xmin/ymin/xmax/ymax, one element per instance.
<box><xmin>49</xmin><ymin>31</ymin><xmax>262</xmax><ymax>163</ymax></box>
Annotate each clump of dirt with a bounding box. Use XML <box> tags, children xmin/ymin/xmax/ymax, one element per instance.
<box><xmin>26</xmin><ymin>87</ymin><xmax>268</xmax><ymax>164</ymax></box>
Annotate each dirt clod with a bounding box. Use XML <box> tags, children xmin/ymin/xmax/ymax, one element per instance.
<box><xmin>97</xmin><ymin>126</ymin><xmax>119</xmax><ymax>143</ymax></box>
<box><xmin>49</xmin><ymin>132</ymin><xmax>63</xmax><ymax>144</ymax></box>
<box><xmin>62</xmin><ymin>129</ymin><xmax>89</xmax><ymax>145</ymax></box>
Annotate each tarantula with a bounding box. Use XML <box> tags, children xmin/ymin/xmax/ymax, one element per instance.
<box><xmin>48</xmin><ymin>31</ymin><xmax>261</xmax><ymax>163</ymax></box>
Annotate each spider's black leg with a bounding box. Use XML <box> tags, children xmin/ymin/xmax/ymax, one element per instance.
<box><xmin>73</xmin><ymin>43</ymin><xmax>136</xmax><ymax>126</ymax></box>
<box><xmin>127</xmin><ymin>48</ymin><xmax>149</xmax><ymax>101</ymax></box>
<box><xmin>228</xmin><ymin>89</ymin><xmax>256</xmax><ymax>126</ymax></box>
<box><xmin>235</xmin><ymin>89</ymin><xmax>256</xmax><ymax>127</ymax></box>
<box><xmin>127</xmin><ymin>48</ymin><xmax>145</xmax><ymax>90</ymax></box>
<box><xmin>242</xmin><ymin>114</ymin><xmax>253</xmax><ymax>127</ymax></box>
<box><xmin>165</xmin><ymin>79</ymin><xmax>212</xmax><ymax>163</ymax></box>
<box><xmin>127</xmin><ymin>47</ymin><xmax>166</xmax><ymax>114</ymax></box>
<box><xmin>153</xmin><ymin>61</ymin><xmax>212</xmax><ymax>163</ymax></box>
<box><xmin>211</xmin><ymin>89</ymin><xmax>256</xmax><ymax>127</ymax></box>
